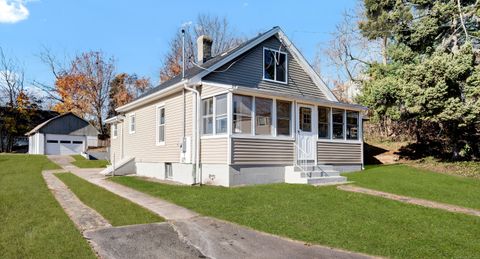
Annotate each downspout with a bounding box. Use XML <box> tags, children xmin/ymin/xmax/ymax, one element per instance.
<box><xmin>184</xmin><ymin>83</ymin><xmax>201</xmax><ymax>185</ymax></box>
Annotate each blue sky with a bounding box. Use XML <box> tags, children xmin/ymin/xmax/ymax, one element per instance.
<box><xmin>0</xmin><ymin>0</ymin><xmax>357</xmax><ymax>88</ymax></box>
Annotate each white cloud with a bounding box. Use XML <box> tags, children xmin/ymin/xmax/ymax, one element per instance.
<box><xmin>0</xmin><ymin>0</ymin><xmax>29</xmax><ymax>24</ymax></box>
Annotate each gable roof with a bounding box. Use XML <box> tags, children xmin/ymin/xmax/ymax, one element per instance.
<box><xmin>26</xmin><ymin>112</ymin><xmax>99</xmax><ymax>136</ymax></box>
<box><xmin>117</xmin><ymin>26</ymin><xmax>338</xmax><ymax>112</ymax></box>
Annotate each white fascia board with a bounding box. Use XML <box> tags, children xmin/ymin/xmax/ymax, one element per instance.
<box><xmin>231</xmin><ymin>85</ymin><xmax>367</xmax><ymax>111</ymax></box>
<box><xmin>275</xmin><ymin>30</ymin><xmax>339</xmax><ymax>102</ymax></box>
<box><xmin>190</xmin><ymin>27</ymin><xmax>281</xmax><ymax>83</ymax></box>
<box><xmin>115</xmin><ymin>80</ymin><xmax>192</xmax><ymax>113</ymax></box>
<box><xmin>105</xmin><ymin>115</ymin><xmax>125</xmax><ymax>124</ymax></box>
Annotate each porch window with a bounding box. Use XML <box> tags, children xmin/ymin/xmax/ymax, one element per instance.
<box><xmin>276</xmin><ymin>100</ymin><xmax>291</xmax><ymax>136</ymax></box>
<box><xmin>263</xmin><ymin>48</ymin><xmax>287</xmax><ymax>83</ymax></box>
<box><xmin>202</xmin><ymin>98</ymin><xmax>214</xmax><ymax>134</ymax></box>
<box><xmin>215</xmin><ymin>94</ymin><xmax>228</xmax><ymax>134</ymax></box>
<box><xmin>346</xmin><ymin>111</ymin><xmax>359</xmax><ymax>140</ymax></box>
<box><xmin>233</xmin><ymin>95</ymin><xmax>252</xmax><ymax>134</ymax></box>
<box><xmin>255</xmin><ymin>97</ymin><xmax>273</xmax><ymax>135</ymax></box>
<box><xmin>318</xmin><ymin>107</ymin><xmax>330</xmax><ymax>139</ymax></box>
<box><xmin>332</xmin><ymin>109</ymin><xmax>344</xmax><ymax>139</ymax></box>
<box><xmin>157</xmin><ymin>106</ymin><xmax>165</xmax><ymax>143</ymax></box>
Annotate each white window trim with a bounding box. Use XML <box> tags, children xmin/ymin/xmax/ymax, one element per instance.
<box><xmin>232</xmin><ymin>93</ymin><xmax>294</xmax><ymax>138</ymax></box>
<box><xmin>128</xmin><ymin>113</ymin><xmax>136</xmax><ymax>134</ymax></box>
<box><xmin>156</xmin><ymin>104</ymin><xmax>165</xmax><ymax>146</ymax></box>
<box><xmin>262</xmin><ymin>47</ymin><xmax>288</xmax><ymax>85</ymax></box>
<box><xmin>214</xmin><ymin>94</ymin><xmax>228</xmax><ymax>135</ymax></box>
<box><xmin>201</xmin><ymin>94</ymin><xmax>228</xmax><ymax>136</ymax></box>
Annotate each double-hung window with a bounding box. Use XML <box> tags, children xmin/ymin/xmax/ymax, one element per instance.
<box><xmin>157</xmin><ymin>106</ymin><xmax>165</xmax><ymax>144</ymax></box>
<box><xmin>202</xmin><ymin>98</ymin><xmax>214</xmax><ymax>135</ymax></box>
<box><xmin>276</xmin><ymin>100</ymin><xmax>291</xmax><ymax>136</ymax></box>
<box><xmin>332</xmin><ymin>109</ymin><xmax>344</xmax><ymax>139</ymax></box>
<box><xmin>112</xmin><ymin>124</ymin><xmax>118</xmax><ymax>138</ymax></box>
<box><xmin>346</xmin><ymin>111</ymin><xmax>359</xmax><ymax>140</ymax></box>
<box><xmin>215</xmin><ymin>94</ymin><xmax>228</xmax><ymax>134</ymax></box>
<box><xmin>202</xmin><ymin>94</ymin><xmax>228</xmax><ymax>135</ymax></box>
<box><xmin>129</xmin><ymin>114</ymin><xmax>136</xmax><ymax>134</ymax></box>
<box><xmin>318</xmin><ymin>107</ymin><xmax>330</xmax><ymax>139</ymax></box>
<box><xmin>263</xmin><ymin>48</ymin><xmax>287</xmax><ymax>83</ymax></box>
<box><xmin>255</xmin><ymin>97</ymin><xmax>273</xmax><ymax>135</ymax></box>
<box><xmin>232</xmin><ymin>95</ymin><xmax>252</xmax><ymax>134</ymax></box>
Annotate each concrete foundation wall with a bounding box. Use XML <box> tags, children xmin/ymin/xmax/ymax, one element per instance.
<box><xmin>201</xmin><ymin>164</ymin><xmax>230</xmax><ymax>186</ymax></box>
<box><xmin>229</xmin><ymin>165</ymin><xmax>285</xmax><ymax>186</ymax></box>
<box><xmin>136</xmin><ymin>162</ymin><xmax>195</xmax><ymax>185</ymax></box>
<box><xmin>331</xmin><ymin>164</ymin><xmax>362</xmax><ymax>173</ymax></box>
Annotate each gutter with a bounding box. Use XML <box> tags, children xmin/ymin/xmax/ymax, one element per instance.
<box><xmin>183</xmin><ymin>83</ymin><xmax>202</xmax><ymax>185</ymax></box>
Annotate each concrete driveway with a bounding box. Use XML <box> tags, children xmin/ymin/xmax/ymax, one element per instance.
<box><xmin>47</xmin><ymin>155</ymin><xmax>374</xmax><ymax>259</ymax></box>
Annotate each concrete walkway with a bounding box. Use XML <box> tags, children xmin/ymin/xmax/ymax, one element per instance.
<box><xmin>48</xmin><ymin>155</ymin><xmax>374</xmax><ymax>259</ymax></box>
<box><xmin>42</xmin><ymin>169</ymin><xmax>112</xmax><ymax>232</ymax></box>
<box><xmin>338</xmin><ymin>185</ymin><xmax>480</xmax><ymax>217</ymax></box>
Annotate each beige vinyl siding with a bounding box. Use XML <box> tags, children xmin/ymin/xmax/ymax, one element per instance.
<box><xmin>201</xmin><ymin>84</ymin><xmax>227</xmax><ymax>97</ymax></box>
<box><xmin>317</xmin><ymin>142</ymin><xmax>362</xmax><ymax>164</ymax></box>
<box><xmin>201</xmin><ymin>137</ymin><xmax>228</xmax><ymax>164</ymax></box>
<box><xmin>122</xmin><ymin>90</ymin><xmax>193</xmax><ymax>163</ymax></box>
<box><xmin>110</xmin><ymin>123</ymin><xmax>122</xmax><ymax>162</ymax></box>
<box><xmin>231</xmin><ymin>138</ymin><xmax>294</xmax><ymax>165</ymax></box>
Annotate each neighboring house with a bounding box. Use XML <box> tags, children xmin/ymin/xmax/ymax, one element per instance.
<box><xmin>105</xmin><ymin>26</ymin><xmax>366</xmax><ymax>186</ymax></box>
<box><xmin>27</xmin><ymin>112</ymin><xmax>99</xmax><ymax>155</ymax></box>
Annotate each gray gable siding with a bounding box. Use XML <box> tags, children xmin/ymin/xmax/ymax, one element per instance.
<box><xmin>203</xmin><ymin>36</ymin><xmax>326</xmax><ymax>99</ymax></box>
<box><xmin>39</xmin><ymin>114</ymin><xmax>98</xmax><ymax>136</ymax></box>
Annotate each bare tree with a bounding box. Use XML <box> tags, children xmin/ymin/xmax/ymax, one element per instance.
<box><xmin>0</xmin><ymin>48</ymin><xmax>25</xmax><ymax>107</ymax></box>
<box><xmin>159</xmin><ymin>14</ymin><xmax>243</xmax><ymax>81</ymax></box>
<box><xmin>35</xmin><ymin>50</ymin><xmax>115</xmax><ymax>135</ymax></box>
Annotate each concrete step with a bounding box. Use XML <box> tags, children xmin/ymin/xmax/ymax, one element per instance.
<box><xmin>300</xmin><ymin>170</ymin><xmax>341</xmax><ymax>178</ymax></box>
<box><xmin>307</xmin><ymin>176</ymin><xmax>347</xmax><ymax>185</ymax></box>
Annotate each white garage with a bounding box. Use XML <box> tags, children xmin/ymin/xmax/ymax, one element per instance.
<box><xmin>27</xmin><ymin>112</ymin><xmax>99</xmax><ymax>155</ymax></box>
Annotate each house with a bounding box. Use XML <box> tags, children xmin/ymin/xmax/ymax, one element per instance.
<box><xmin>27</xmin><ymin>112</ymin><xmax>99</xmax><ymax>155</ymax></box>
<box><xmin>104</xmin><ymin>26</ymin><xmax>366</xmax><ymax>186</ymax></box>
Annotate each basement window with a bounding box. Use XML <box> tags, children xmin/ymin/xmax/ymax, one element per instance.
<box><xmin>263</xmin><ymin>48</ymin><xmax>287</xmax><ymax>83</ymax></box>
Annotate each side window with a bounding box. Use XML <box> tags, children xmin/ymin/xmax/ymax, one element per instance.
<box><xmin>215</xmin><ymin>94</ymin><xmax>228</xmax><ymax>134</ymax></box>
<box><xmin>157</xmin><ymin>106</ymin><xmax>165</xmax><ymax>144</ymax></box>
<box><xmin>202</xmin><ymin>98</ymin><xmax>214</xmax><ymax>135</ymax></box>
<box><xmin>318</xmin><ymin>107</ymin><xmax>330</xmax><ymax>139</ymax></box>
<box><xmin>129</xmin><ymin>114</ymin><xmax>136</xmax><ymax>134</ymax></box>
<box><xmin>112</xmin><ymin>124</ymin><xmax>118</xmax><ymax>138</ymax></box>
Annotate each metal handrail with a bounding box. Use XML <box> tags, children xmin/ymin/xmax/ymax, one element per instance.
<box><xmin>294</xmin><ymin>142</ymin><xmax>327</xmax><ymax>178</ymax></box>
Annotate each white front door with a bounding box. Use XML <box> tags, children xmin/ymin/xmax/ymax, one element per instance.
<box><xmin>296</xmin><ymin>104</ymin><xmax>316</xmax><ymax>163</ymax></box>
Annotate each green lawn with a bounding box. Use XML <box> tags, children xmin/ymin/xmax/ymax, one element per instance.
<box><xmin>57</xmin><ymin>173</ymin><xmax>163</xmax><ymax>226</ymax></box>
<box><xmin>71</xmin><ymin>154</ymin><xmax>109</xmax><ymax>168</ymax></box>
<box><xmin>111</xmin><ymin>176</ymin><xmax>480</xmax><ymax>259</ymax></box>
<box><xmin>345</xmin><ymin>164</ymin><xmax>480</xmax><ymax>210</ymax></box>
<box><xmin>0</xmin><ymin>154</ymin><xmax>95</xmax><ymax>259</ymax></box>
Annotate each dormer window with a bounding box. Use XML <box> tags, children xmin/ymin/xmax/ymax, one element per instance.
<box><xmin>263</xmin><ymin>48</ymin><xmax>287</xmax><ymax>84</ymax></box>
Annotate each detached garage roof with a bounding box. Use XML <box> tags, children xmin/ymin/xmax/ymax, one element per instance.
<box><xmin>26</xmin><ymin>112</ymin><xmax>99</xmax><ymax>136</ymax></box>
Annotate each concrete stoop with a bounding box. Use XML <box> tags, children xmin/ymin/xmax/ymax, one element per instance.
<box><xmin>286</xmin><ymin>165</ymin><xmax>347</xmax><ymax>185</ymax></box>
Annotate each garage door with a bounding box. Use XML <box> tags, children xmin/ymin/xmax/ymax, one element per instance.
<box><xmin>45</xmin><ymin>135</ymin><xmax>85</xmax><ymax>155</ymax></box>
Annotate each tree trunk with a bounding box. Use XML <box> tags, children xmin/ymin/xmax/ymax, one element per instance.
<box><xmin>382</xmin><ymin>36</ymin><xmax>388</xmax><ymax>65</ymax></box>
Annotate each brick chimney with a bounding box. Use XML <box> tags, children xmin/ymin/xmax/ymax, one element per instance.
<box><xmin>197</xmin><ymin>35</ymin><xmax>213</xmax><ymax>64</ymax></box>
